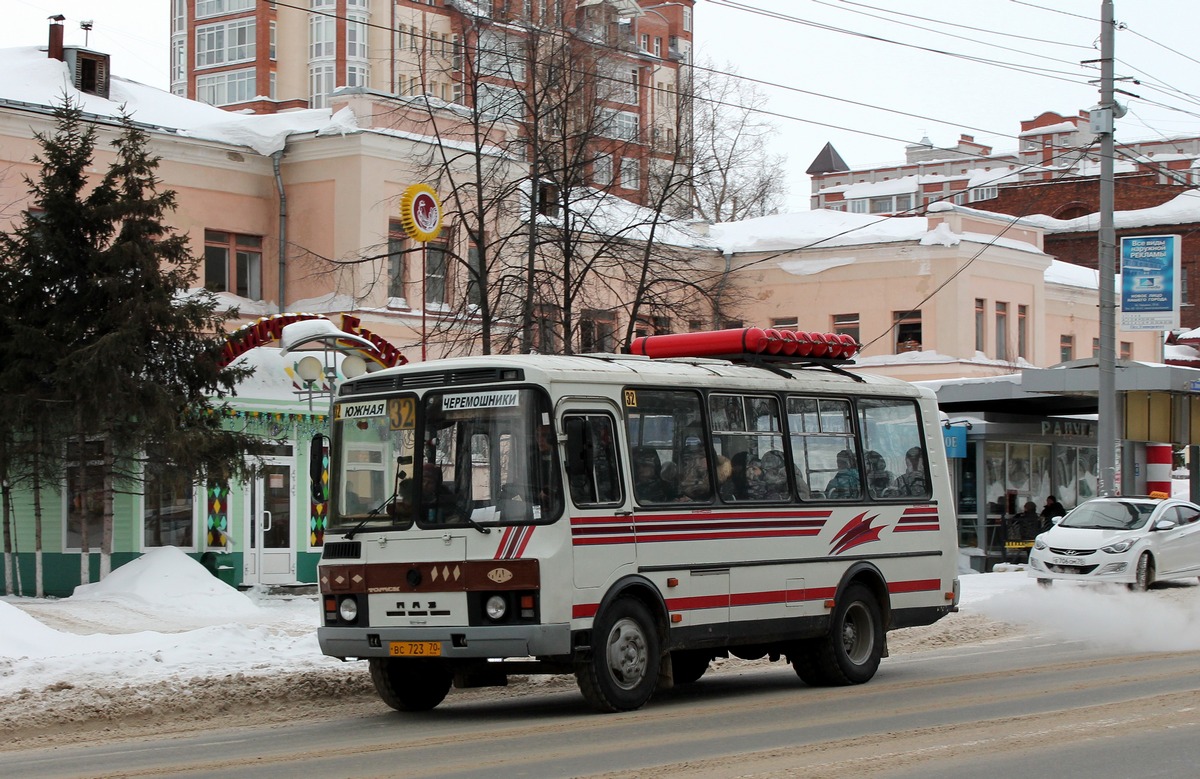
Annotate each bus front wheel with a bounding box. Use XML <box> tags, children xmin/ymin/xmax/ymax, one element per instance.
<box><xmin>575</xmin><ymin>597</ymin><xmax>661</xmax><ymax>713</ymax></box>
<box><xmin>369</xmin><ymin>657</ymin><xmax>452</xmax><ymax>712</ymax></box>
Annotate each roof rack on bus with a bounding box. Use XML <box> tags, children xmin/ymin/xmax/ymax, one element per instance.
<box><xmin>626</xmin><ymin>327</ymin><xmax>863</xmax><ymax>376</ymax></box>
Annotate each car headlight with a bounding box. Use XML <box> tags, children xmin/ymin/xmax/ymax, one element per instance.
<box><xmin>485</xmin><ymin>594</ymin><xmax>508</xmax><ymax>621</ymax></box>
<box><xmin>1101</xmin><ymin>539</ymin><xmax>1136</xmax><ymax>554</ymax></box>
<box><xmin>338</xmin><ymin>596</ymin><xmax>358</xmax><ymax>622</ymax></box>
<box><xmin>1033</xmin><ymin>536</ymin><xmax>1047</xmax><ymax>550</ymax></box>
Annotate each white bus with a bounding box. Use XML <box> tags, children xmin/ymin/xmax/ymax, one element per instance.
<box><xmin>316</xmin><ymin>329</ymin><xmax>959</xmax><ymax>713</ymax></box>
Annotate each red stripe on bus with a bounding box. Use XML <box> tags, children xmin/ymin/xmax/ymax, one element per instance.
<box><xmin>572</xmin><ymin>578</ymin><xmax>941</xmax><ymax>619</ymax></box>
<box><xmin>514</xmin><ymin>526</ymin><xmax>535</xmax><ymax>558</ymax></box>
<box><xmin>892</xmin><ymin>525</ymin><xmax>940</xmax><ymax>532</ymax></box>
<box><xmin>635</xmin><ymin>510</ymin><xmax>832</xmax><ymax>523</ymax></box>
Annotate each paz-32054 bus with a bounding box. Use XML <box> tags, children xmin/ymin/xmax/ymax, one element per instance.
<box><xmin>316</xmin><ymin>328</ymin><xmax>959</xmax><ymax>713</ymax></box>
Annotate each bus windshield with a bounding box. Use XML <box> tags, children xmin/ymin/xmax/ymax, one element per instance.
<box><xmin>330</xmin><ymin>387</ymin><xmax>562</xmax><ymax>533</ymax></box>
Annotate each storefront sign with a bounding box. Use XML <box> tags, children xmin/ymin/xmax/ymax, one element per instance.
<box><xmin>943</xmin><ymin>426</ymin><xmax>967</xmax><ymax>458</ymax></box>
<box><xmin>1040</xmin><ymin>420</ymin><xmax>1096</xmax><ymax>437</ymax></box>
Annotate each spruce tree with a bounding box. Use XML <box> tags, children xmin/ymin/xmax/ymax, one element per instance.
<box><xmin>1</xmin><ymin>99</ymin><xmax>257</xmax><ymax>585</ymax></box>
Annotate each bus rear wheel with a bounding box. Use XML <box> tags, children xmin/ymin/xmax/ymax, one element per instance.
<box><xmin>793</xmin><ymin>583</ymin><xmax>883</xmax><ymax>686</ymax></box>
<box><xmin>575</xmin><ymin>597</ymin><xmax>661</xmax><ymax>712</ymax></box>
<box><xmin>369</xmin><ymin>657</ymin><xmax>453</xmax><ymax>712</ymax></box>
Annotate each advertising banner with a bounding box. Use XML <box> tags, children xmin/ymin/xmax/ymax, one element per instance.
<box><xmin>1120</xmin><ymin>234</ymin><xmax>1181</xmax><ymax>331</ymax></box>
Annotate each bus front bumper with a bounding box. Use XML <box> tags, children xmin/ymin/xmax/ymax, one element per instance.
<box><xmin>317</xmin><ymin>623</ymin><xmax>573</xmax><ymax>660</ymax></box>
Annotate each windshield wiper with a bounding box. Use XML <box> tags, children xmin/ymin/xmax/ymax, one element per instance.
<box><xmin>346</xmin><ymin>466</ymin><xmax>409</xmax><ymax>540</ymax></box>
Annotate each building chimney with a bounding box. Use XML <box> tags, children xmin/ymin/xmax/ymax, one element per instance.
<box><xmin>48</xmin><ymin>14</ymin><xmax>65</xmax><ymax>61</ymax></box>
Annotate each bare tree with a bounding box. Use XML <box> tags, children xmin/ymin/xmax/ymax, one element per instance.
<box><xmin>691</xmin><ymin>59</ymin><xmax>787</xmax><ymax>223</ymax></box>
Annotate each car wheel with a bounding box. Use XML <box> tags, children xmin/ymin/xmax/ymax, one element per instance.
<box><xmin>1036</xmin><ymin>578</ymin><xmax>1053</xmax><ymax>588</ymax></box>
<box><xmin>1129</xmin><ymin>552</ymin><xmax>1156</xmax><ymax>592</ymax></box>
<box><xmin>575</xmin><ymin>597</ymin><xmax>661</xmax><ymax>712</ymax></box>
<box><xmin>369</xmin><ymin>658</ymin><xmax>453</xmax><ymax>712</ymax></box>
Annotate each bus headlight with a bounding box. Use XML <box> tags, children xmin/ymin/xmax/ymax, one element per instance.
<box><xmin>338</xmin><ymin>596</ymin><xmax>359</xmax><ymax>623</ymax></box>
<box><xmin>485</xmin><ymin>595</ymin><xmax>508</xmax><ymax>621</ymax></box>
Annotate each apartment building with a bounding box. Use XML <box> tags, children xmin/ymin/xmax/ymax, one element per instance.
<box><xmin>170</xmin><ymin>0</ymin><xmax>694</xmax><ymax>204</ymax></box>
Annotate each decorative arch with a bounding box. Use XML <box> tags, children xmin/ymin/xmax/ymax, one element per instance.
<box><xmin>217</xmin><ymin>312</ymin><xmax>407</xmax><ymax>369</ymax></box>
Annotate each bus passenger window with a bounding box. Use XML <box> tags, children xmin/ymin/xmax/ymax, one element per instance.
<box><xmin>625</xmin><ymin>389</ymin><xmax>707</xmax><ymax>505</ymax></box>
<box><xmin>563</xmin><ymin>414</ymin><xmax>623</xmax><ymax>506</ymax></box>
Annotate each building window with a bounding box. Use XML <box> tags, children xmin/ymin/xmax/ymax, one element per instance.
<box><xmin>847</xmin><ymin>199</ymin><xmax>867</xmax><ymax>214</ymax></box>
<box><xmin>144</xmin><ymin>459</ymin><xmax>196</xmax><ymax>548</ymax></box>
<box><xmin>195</xmin><ymin>0</ymin><xmax>254</xmax><ymax>19</ymax></box>
<box><xmin>535</xmin><ymin>305</ymin><xmax>560</xmax><ymax>352</ymax></box>
<box><xmin>654</xmin><ymin>36</ymin><xmax>662</xmax><ymax>57</ymax></box>
<box><xmin>599</xmin><ymin>109</ymin><xmax>639</xmax><ymax>142</ymax></box>
<box><xmin>65</xmin><ymin>440</ymin><xmax>104</xmax><ymax>551</ymax></box>
<box><xmin>619</xmin><ymin>157</ymin><xmax>640</xmax><ymax>190</ymax></box>
<box><xmin>1060</xmin><ymin>334</ymin><xmax>1074</xmax><ymax>362</ymax></box>
<box><xmin>477</xmin><ymin>82</ymin><xmax>524</xmax><ymax>121</ymax></box>
<box><xmin>1120</xmin><ymin>341</ymin><xmax>1132</xmax><ymax>360</ymax></box>
<box><xmin>1018</xmin><ymin>304</ymin><xmax>1028</xmax><ymax>359</ymax></box>
<box><xmin>347</xmin><ymin>15</ymin><xmax>369</xmax><ymax>60</ymax></box>
<box><xmin>309</xmin><ymin>63</ymin><xmax>335</xmax><ymax>108</ymax></box>
<box><xmin>1092</xmin><ymin>337</ymin><xmax>1100</xmax><ymax>358</ymax></box>
<box><xmin>995</xmin><ymin>301</ymin><xmax>1008</xmax><ymax>359</ymax></box>
<box><xmin>894</xmin><ymin>310</ymin><xmax>922</xmax><ymax>352</ymax></box>
<box><xmin>579</xmin><ymin>310</ymin><xmax>617</xmax><ymax>353</ymax></box>
<box><xmin>975</xmin><ymin>298</ymin><xmax>985</xmax><ymax>353</ymax></box>
<box><xmin>969</xmin><ymin>185</ymin><xmax>998</xmax><ymax>202</ymax></box>
<box><xmin>387</xmin><ymin>221</ymin><xmax>406</xmax><ymax>302</ymax></box>
<box><xmin>173</xmin><ymin>0</ymin><xmax>188</xmax><ymax>31</ymax></box>
<box><xmin>309</xmin><ymin>11</ymin><xmax>336</xmax><ymax>59</ymax></box>
<box><xmin>772</xmin><ymin>317</ymin><xmax>799</xmax><ymax>331</ymax></box>
<box><xmin>347</xmin><ymin>64</ymin><xmax>369</xmax><ymax>88</ymax></box>
<box><xmin>170</xmin><ymin>36</ymin><xmax>187</xmax><ymax>86</ymax></box>
<box><xmin>269</xmin><ymin>20</ymin><xmax>277</xmax><ymax>60</ymax></box>
<box><xmin>593</xmin><ymin>153</ymin><xmax>613</xmax><ymax>186</ymax></box>
<box><xmin>204</xmin><ymin>230</ymin><xmax>262</xmax><ymax>299</ymax></box>
<box><xmin>832</xmin><ymin>313</ymin><xmax>859</xmax><ymax>342</ymax></box>
<box><xmin>869</xmin><ymin>196</ymin><xmax>893</xmax><ymax>214</ymax></box>
<box><xmin>195</xmin><ymin>18</ymin><xmax>255</xmax><ymax>68</ymax></box>
<box><xmin>478</xmin><ymin>30</ymin><xmax>526</xmax><ymax>81</ymax></box>
<box><xmin>425</xmin><ymin>243</ymin><xmax>448</xmax><ymax>306</ymax></box>
<box><xmin>196</xmin><ymin>67</ymin><xmax>256</xmax><ymax>106</ymax></box>
<box><xmin>618</xmin><ymin>67</ymin><xmax>639</xmax><ymax>105</ymax></box>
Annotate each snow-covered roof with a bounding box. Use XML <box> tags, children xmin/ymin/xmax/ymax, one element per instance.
<box><xmin>0</xmin><ymin>45</ymin><xmax>356</xmax><ymax>155</ymax></box>
<box><xmin>708</xmin><ymin>207</ymin><xmax>1046</xmax><ymax>257</ymax></box>
<box><xmin>1023</xmin><ymin>191</ymin><xmax>1200</xmax><ymax>234</ymax></box>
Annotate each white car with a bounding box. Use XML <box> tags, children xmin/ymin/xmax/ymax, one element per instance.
<box><xmin>1027</xmin><ymin>496</ymin><xmax>1200</xmax><ymax>590</ymax></box>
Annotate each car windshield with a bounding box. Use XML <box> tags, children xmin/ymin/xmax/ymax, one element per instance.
<box><xmin>1059</xmin><ymin>500</ymin><xmax>1154</xmax><ymax>531</ymax></box>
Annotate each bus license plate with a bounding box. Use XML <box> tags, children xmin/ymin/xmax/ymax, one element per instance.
<box><xmin>389</xmin><ymin>641</ymin><xmax>442</xmax><ymax>657</ymax></box>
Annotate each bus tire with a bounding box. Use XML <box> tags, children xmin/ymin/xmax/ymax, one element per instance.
<box><xmin>369</xmin><ymin>657</ymin><xmax>452</xmax><ymax>712</ymax></box>
<box><xmin>575</xmin><ymin>597</ymin><xmax>661</xmax><ymax>712</ymax></box>
<box><xmin>790</xmin><ymin>640</ymin><xmax>830</xmax><ymax>686</ymax></box>
<box><xmin>670</xmin><ymin>650</ymin><xmax>710</xmax><ymax>685</ymax></box>
<box><xmin>808</xmin><ymin>583</ymin><xmax>883</xmax><ymax>686</ymax></box>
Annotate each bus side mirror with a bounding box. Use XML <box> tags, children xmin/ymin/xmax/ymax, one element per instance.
<box><xmin>310</xmin><ymin>434</ymin><xmax>329</xmax><ymax>503</ymax></box>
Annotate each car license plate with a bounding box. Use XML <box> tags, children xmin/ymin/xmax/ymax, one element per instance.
<box><xmin>389</xmin><ymin>641</ymin><xmax>442</xmax><ymax>657</ymax></box>
<box><xmin>1052</xmin><ymin>556</ymin><xmax>1085</xmax><ymax>566</ymax></box>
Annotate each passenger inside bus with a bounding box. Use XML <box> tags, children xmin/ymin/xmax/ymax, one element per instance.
<box><xmin>892</xmin><ymin>446</ymin><xmax>928</xmax><ymax>497</ymax></box>
<box><xmin>421</xmin><ymin>464</ymin><xmax>458</xmax><ymax>522</ymax></box>
<box><xmin>760</xmin><ymin>449</ymin><xmax>799</xmax><ymax>500</ymax></box>
<box><xmin>865</xmin><ymin>450</ymin><xmax>895</xmax><ymax>499</ymax></box>
<box><xmin>633</xmin><ymin>446</ymin><xmax>675</xmax><ymax>503</ymax></box>
<box><xmin>675</xmin><ymin>436</ymin><xmax>713</xmax><ymax>502</ymax></box>
<box><xmin>825</xmin><ymin>449</ymin><xmax>862</xmax><ymax>500</ymax></box>
<box><xmin>725</xmin><ymin>451</ymin><xmax>766</xmax><ymax>501</ymax></box>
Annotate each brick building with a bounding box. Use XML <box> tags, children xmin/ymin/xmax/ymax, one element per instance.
<box><xmin>169</xmin><ymin>0</ymin><xmax>694</xmax><ymax>204</ymax></box>
<box><xmin>808</xmin><ymin>109</ymin><xmax>1200</xmax><ymax>330</ymax></box>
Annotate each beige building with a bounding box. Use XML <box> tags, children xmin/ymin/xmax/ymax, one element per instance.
<box><xmin>704</xmin><ymin>204</ymin><xmax>1160</xmax><ymax>381</ymax></box>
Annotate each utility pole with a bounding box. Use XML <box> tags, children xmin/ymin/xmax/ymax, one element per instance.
<box><xmin>1096</xmin><ymin>0</ymin><xmax>1119</xmax><ymax>495</ymax></box>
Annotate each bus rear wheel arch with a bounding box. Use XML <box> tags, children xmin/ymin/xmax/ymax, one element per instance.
<box><xmin>791</xmin><ymin>582</ymin><xmax>884</xmax><ymax>686</ymax></box>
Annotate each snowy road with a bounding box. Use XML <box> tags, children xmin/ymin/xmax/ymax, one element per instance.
<box><xmin>2</xmin><ymin>629</ymin><xmax>1198</xmax><ymax>779</ymax></box>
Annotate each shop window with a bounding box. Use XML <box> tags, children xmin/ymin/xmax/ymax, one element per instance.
<box><xmin>65</xmin><ymin>440</ymin><xmax>105</xmax><ymax>551</ymax></box>
<box><xmin>144</xmin><ymin>460</ymin><xmax>196</xmax><ymax>548</ymax></box>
